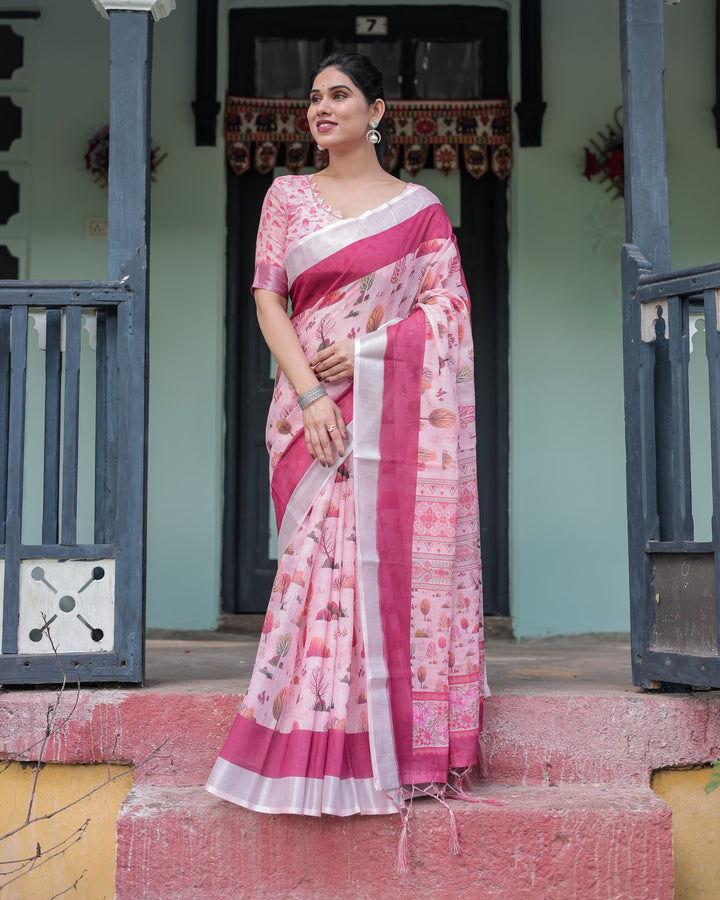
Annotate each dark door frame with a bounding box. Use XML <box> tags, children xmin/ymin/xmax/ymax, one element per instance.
<box><xmin>221</xmin><ymin>4</ymin><xmax>510</xmax><ymax>619</ymax></box>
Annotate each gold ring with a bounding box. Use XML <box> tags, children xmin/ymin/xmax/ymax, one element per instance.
<box><xmin>327</xmin><ymin>425</ymin><xmax>336</xmax><ymax>433</ymax></box>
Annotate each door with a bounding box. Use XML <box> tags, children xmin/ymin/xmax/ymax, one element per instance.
<box><xmin>222</xmin><ymin>5</ymin><xmax>509</xmax><ymax>618</ymax></box>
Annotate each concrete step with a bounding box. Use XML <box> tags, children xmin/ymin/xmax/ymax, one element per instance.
<box><xmin>3</xmin><ymin>689</ymin><xmax>719</xmax><ymax>788</ymax></box>
<box><xmin>482</xmin><ymin>692</ymin><xmax>720</xmax><ymax>785</ymax></box>
<box><xmin>115</xmin><ymin>783</ymin><xmax>673</xmax><ymax>900</ymax></box>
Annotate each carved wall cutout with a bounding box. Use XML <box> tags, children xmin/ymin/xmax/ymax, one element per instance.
<box><xmin>0</xmin><ymin>244</ymin><xmax>18</xmax><ymax>278</ymax></box>
<box><xmin>0</xmin><ymin>97</ymin><xmax>21</xmax><ymax>152</ymax></box>
<box><xmin>0</xmin><ymin>170</ymin><xmax>19</xmax><ymax>225</ymax></box>
<box><xmin>0</xmin><ymin>25</ymin><xmax>23</xmax><ymax>80</ymax></box>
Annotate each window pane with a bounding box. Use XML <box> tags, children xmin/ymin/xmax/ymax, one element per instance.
<box><xmin>335</xmin><ymin>41</ymin><xmax>403</xmax><ymax>98</ymax></box>
<box><xmin>413</xmin><ymin>40</ymin><xmax>482</xmax><ymax>99</ymax></box>
<box><xmin>255</xmin><ymin>39</ymin><xmax>325</xmax><ymax>97</ymax></box>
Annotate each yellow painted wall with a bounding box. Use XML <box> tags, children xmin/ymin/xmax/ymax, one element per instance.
<box><xmin>0</xmin><ymin>762</ymin><xmax>133</xmax><ymax>900</ymax></box>
<box><xmin>652</xmin><ymin>767</ymin><xmax>720</xmax><ymax>900</ymax></box>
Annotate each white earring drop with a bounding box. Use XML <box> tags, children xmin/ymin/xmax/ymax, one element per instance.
<box><xmin>366</xmin><ymin>121</ymin><xmax>381</xmax><ymax>145</ymax></box>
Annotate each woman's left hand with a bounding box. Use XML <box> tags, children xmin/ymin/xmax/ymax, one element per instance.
<box><xmin>310</xmin><ymin>339</ymin><xmax>355</xmax><ymax>382</ymax></box>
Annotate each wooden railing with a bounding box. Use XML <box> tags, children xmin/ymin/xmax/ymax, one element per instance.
<box><xmin>0</xmin><ymin>8</ymin><xmax>155</xmax><ymax>683</ymax></box>
<box><xmin>622</xmin><ymin>247</ymin><xmax>720</xmax><ymax>686</ymax></box>
<box><xmin>0</xmin><ymin>281</ymin><xmax>141</xmax><ymax>681</ymax></box>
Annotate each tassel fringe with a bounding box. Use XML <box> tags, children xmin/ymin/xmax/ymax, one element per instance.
<box><xmin>478</xmin><ymin>738</ymin><xmax>488</xmax><ymax>777</ymax></box>
<box><xmin>388</xmin><ymin>771</ymin><xmax>508</xmax><ymax>872</ymax></box>
<box><xmin>387</xmin><ymin>788</ymin><xmax>413</xmax><ymax>874</ymax></box>
<box><xmin>397</xmin><ymin>816</ymin><xmax>410</xmax><ymax>873</ymax></box>
<box><xmin>447</xmin><ymin>765</ymin><xmax>507</xmax><ymax>808</ymax></box>
<box><xmin>434</xmin><ymin>787</ymin><xmax>462</xmax><ymax>856</ymax></box>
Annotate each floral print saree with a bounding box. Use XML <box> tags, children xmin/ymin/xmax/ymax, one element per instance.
<box><xmin>206</xmin><ymin>175</ymin><xmax>485</xmax><ymax>820</ymax></box>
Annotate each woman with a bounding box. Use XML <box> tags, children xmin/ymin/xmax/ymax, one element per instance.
<box><xmin>206</xmin><ymin>51</ymin><xmax>486</xmax><ymax>858</ymax></box>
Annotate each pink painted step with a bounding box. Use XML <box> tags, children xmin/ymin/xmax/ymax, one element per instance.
<box><xmin>115</xmin><ymin>783</ymin><xmax>673</xmax><ymax>900</ymax></box>
<box><xmin>482</xmin><ymin>693</ymin><xmax>720</xmax><ymax>785</ymax></box>
<box><xmin>2</xmin><ymin>690</ymin><xmax>719</xmax><ymax>787</ymax></box>
<box><xmin>0</xmin><ymin>689</ymin><xmax>686</xmax><ymax>898</ymax></box>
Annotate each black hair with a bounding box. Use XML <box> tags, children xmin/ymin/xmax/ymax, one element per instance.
<box><xmin>311</xmin><ymin>50</ymin><xmax>390</xmax><ymax>166</ymax></box>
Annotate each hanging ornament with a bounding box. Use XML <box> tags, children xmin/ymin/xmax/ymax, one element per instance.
<box><xmin>434</xmin><ymin>143</ymin><xmax>459</xmax><ymax>176</ymax></box>
<box><xmin>404</xmin><ymin>143</ymin><xmax>428</xmax><ymax>178</ymax></box>
<box><xmin>581</xmin><ymin>107</ymin><xmax>624</xmax><ymax>201</ymax></box>
<box><xmin>285</xmin><ymin>142</ymin><xmax>309</xmax><ymax>175</ymax></box>
<box><xmin>254</xmin><ymin>140</ymin><xmax>278</xmax><ymax>175</ymax></box>
<box><xmin>84</xmin><ymin>125</ymin><xmax>167</xmax><ymax>189</ymax></box>
<box><xmin>491</xmin><ymin>143</ymin><xmax>512</xmax><ymax>181</ymax></box>
<box><xmin>464</xmin><ymin>144</ymin><xmax>488</xmax><ymax>180</ymax></box>
<box><xmin>227</xmin><ymin>141</ymin><xmax>250</xmax><ymax>176</ymax></box>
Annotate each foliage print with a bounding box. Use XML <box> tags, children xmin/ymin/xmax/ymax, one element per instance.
<box><xmin>226</xmin><ymin>175</ymin><xmax>483</xmax><ymax>797</ymax></box>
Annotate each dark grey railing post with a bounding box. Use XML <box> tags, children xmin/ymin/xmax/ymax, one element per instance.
<box><xmin>620</xmin><ymin>0</ymin><xmax>674</xmax><ymax>686</ymax></box>
<box><xmin>104</xmin><ymin>4</ymin><xmax>153</xmax><ymax>676</ymax></box>
<box><xmin>621</xmin><ymin>0</ymin><xmax>670</xmax><ymax>272</ymax></box>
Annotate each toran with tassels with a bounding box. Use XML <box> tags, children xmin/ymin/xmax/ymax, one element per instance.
<box><xmin>225</xmin><ymin>95</ymin><xmax>513</xmax><ymax>180</ymax></box>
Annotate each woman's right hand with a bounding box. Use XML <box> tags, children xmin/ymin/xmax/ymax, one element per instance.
<box><xmin>302</xmin><ymin>395</ymin><xmax>348</xmax><ymax>466</ymax></box>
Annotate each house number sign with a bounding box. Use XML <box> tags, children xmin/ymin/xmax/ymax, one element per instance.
<box><xmin>355</xmin><ymin>15</ymin><xmax>388</xmax><ymax>35</ymax></box>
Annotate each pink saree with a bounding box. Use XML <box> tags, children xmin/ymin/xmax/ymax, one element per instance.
<box><xmin>206</xmin><ymin>175</ymin><xmax>485</xmax><ymax>821</ymax></box>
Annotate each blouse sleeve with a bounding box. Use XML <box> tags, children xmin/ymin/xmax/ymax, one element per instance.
<box><xmin>252</xmin><ymin>178</ymin><xmax>289</xmax><ymax>299</ymax></box>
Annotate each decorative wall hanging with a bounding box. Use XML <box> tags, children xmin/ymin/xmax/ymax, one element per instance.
<box><xmin>582</xmin><ymin>107</ymin><xmax>624</xmax><ymax>201</ymax></box>
<box><xmin>84</xmin><ymin>125</ymin><xmax>167</xmax><ymax>189</ymax></box>
<box><xmin>225</xmin><ymin>96</ymin><xmax>513</xmax><ymax>180</ymax></box>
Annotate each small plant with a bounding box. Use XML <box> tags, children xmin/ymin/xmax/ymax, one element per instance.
<box><xmin>703</xmin><ymin>761</ymin><xmax>720</xmax><ymax>794</ymax></box>
<box><xmin>0</xmin><ymin>617</ymin><xmax>165</xmax><ymax>896</ymax></box>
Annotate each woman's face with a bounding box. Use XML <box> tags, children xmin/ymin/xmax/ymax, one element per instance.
<box><xmin>308</xmin><ymin>66</ymin><xmax>379</xmax><ymax>150</ymax></box>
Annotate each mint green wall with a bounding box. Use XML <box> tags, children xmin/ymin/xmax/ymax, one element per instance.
<box><xmin>9</xmin><ymin>0</ymin><xmax>719</xmax><ymax>636</ymax></box>
<box><xmin>14</xmin><ymin>0</ymin><xmax>225</xmax><ymax>630</ymax></box>
<box><xmin>509</xmin><ymin>0</ymin><xmax>629</xmax><ymax>637</ymax></box>
<box><xmin>509</xmin><ymin>0</ymin><xmax>720</xmax><ymax>637</ymax></box>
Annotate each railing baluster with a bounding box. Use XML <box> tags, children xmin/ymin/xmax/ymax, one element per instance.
<box><xmin>1</xmin><ymin>306</ymin><xmax>28</xmax><ymax>654</ymax></box>
<box><xmin>60</xmin><ymin>305</ymin><xmax>81</xmax><ymax>545</ymax></box>
<box><xmin>94</xmin><ymin>310</ymin><xmax>118</xmax><ymax>544</ymax></box>
<box><xmin>42</xmin><ymin>308</ymin><xmax>62</xmax><ymax>544</ymax></box>
<box><xmin>94</xmin><ymin>310</ymin><xmax>107</xmax><ymax>543</ymax></box>
<box><xmin>656</xmin><ymin>295</ymin><xmax>694</xmax><ymax>539</ymax></box>
<box><xmin>0</xmin><ymin>309</ymin><xmax>11</xmax><ymax>546</ymax></box>
<box><xmin>703</xmin><ymin>289</ymin><xmax>720</xmax><ymax>601</ymax></box>
<box><xmin>105</xmin><ymin>310</ymin><xmax>118</xmax><ymax>543</ymax></box>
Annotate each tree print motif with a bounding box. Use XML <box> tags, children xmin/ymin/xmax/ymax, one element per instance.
<box><xmin>365</xmin><ymin>304</ymin><xmax>385</xmax><ymax>333</ymax></box>
<box><xmin>309</xmin><ymin>666</ymin><xmax>329</xmax><ymax>712</ymax></box>
<box><xmin>307</xmin><ymin>636</ymin><xmax>331</xmax><ymax>658</ymax></box>
<box><xmin>269</xmin><ymin>633</ymin><xmax>291</xmax><ymax>668</ymax></box>
<box><xmin>262</xmin><ymin>609</ymin><xmax>274</xmax><ymax>642</ymax></box>
<box><xmin>272</xmin><ymin>687</ymin><xmax>288</xmax><ymax>729</ymax></box>
<box><xmin>233</xmin><ymin>180</ymin><xmax>483</xmax><ymax>793</ymax></box>
<box><xmin>272</xmin><ymin>571</ymin><xmax>292</xmax><ymax>610</ymax></box>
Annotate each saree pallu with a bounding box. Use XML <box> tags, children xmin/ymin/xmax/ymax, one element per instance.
<box><xmin>206</xmin><ymin>183</ymin><xmax>485</xmax><ymax>817</ymax></box>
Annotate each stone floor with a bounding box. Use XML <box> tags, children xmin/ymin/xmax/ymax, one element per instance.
<box><xmin>143</xmin><ymin>626</ymin><xmax>637</xmax><ymax>695</ymax></box>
